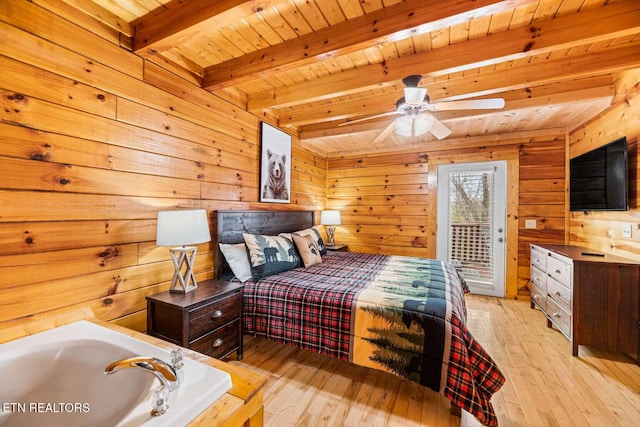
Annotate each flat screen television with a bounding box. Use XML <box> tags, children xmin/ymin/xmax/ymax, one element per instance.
<box><xmin>569</xmin><ymin>136</ymin><xmax>628</xmax><ymax>211</ymax></box>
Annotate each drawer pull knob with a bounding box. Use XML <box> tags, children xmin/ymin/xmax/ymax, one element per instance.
<box><xmin>213</xmin><ymin>338</ymin><xmax>224</xmax><ymax>348</ymax></box>
<box><xmin>212</xmin><ymin>310</ymin><xmax>223</xmax><ymax>319</ymax></box>
<box><xmin>553</xmin><ymin>312</ymin><xmax>562</xmax><ymax>319</ymax></box>
<box><xmin>554</xmin><ymin>291</ymin><xmax>561</xmax><ymax>296</ymax></box>
<box><xmin>533</xmin><ymin>295</ymin><xmax>540</xmax><ymax>300</ymax></box>
<box><xmin>554</xmin><ymin>269</ymin><xmax>562</xmax><ymax>274</ymax></box>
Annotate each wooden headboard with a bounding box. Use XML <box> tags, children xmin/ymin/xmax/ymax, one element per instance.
<box><xmin>214</xmin><ymin>210</ymin><xmax>315</xmax><ymax>280</ymax></box>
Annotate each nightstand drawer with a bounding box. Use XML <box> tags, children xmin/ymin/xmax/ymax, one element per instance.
<box><xmin>146</xmin><ymin>279</ymin><xmax>244</xmax><ymax>360</ymax></box>
<box><xmin>189</xmin><ymin>291</ymin><xmax>241</xmax><ymax>341</ymax></box>
<box><xmin>191</xmin><ymin>320</ymin><xmax>240</xmax><ymax>359</ymax></box>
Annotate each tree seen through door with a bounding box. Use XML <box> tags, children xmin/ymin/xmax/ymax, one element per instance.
<box><xmin>448</xmin><ymin>171</ymin><xmax>494</xmax><ymax>284</ymax></box>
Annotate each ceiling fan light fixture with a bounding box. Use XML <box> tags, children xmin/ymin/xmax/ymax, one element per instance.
<box><xmin>404</xmin><ymin>87</ymin><xmax>427</xmax><ymax>106</ymax></box>
<box><xmin>414</xmin><ymin>114</ymin><xmax>435</xmax><ymax>136</ymax></box>
<box><xmin>395</xmin><ymin>114</ymin><xmax>434</xmax><ymax>138</ymax></box>
<box><xmin>395</xmin><ymin>115</ymin><xmax>413</xmax><ymax>137</ymax></box>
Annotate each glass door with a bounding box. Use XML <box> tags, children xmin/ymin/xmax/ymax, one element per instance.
<box><xmin>436</xmin><ymin>161</ymin><xmax>506</xmax><ymax>297</ymax></box>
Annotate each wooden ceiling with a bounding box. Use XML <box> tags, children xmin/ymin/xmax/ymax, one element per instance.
<box><xmin>64</xmin><ymin>0</ymin><xmax>640</xmax><ymax>155</ymax></box>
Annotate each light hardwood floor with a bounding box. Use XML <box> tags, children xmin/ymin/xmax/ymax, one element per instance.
<box><xmin>229</xmin><ymin>295</ymin><xmax>640</xmax><ymax>426</ymax></box>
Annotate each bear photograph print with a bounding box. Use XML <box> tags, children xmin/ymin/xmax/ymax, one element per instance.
<box><xmin>260</xmin><ymin>122</ymin><xmax>292</xmax><ymax>203</ymax></box>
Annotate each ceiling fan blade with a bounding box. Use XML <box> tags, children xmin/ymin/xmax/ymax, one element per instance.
<box><xmin>339</xmin><ymin>111</ymin><xmax>401</xmax><ymax>126</ymax></box>
<box><xmin>428</xmin><ymin>115</ymin><xmax>452</xmax><ymax>140</ymax></box>
<box><xmin>371</xmin><ymin>121</ymin><xmax>396</xmax><ymax>145</ymax></box>
<box><xmin>430</xmin><ymin>98</ymin><xmax>505</xmax><ymax>111</ymax></box>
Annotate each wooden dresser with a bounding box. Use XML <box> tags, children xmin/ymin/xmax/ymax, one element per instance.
<box><xmin>530</xmin><ymin>243</ymin><xmax>640</xmax><ymax>364</ymax></box>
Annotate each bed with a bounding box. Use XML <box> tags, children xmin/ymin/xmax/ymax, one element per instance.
<box><xmin>215</xmin><ymin>210</ymin><xmax>504</xmax><ymax>426</ymax></box>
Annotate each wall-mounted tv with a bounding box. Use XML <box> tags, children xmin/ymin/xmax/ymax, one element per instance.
<box><xmin>569</xmin><ymin>136</ymin><xmax>628</xmax><ymax>211</ymax></box>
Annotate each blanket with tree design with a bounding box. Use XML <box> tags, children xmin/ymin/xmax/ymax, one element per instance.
<box><xmin>242</xmin><ymin>251</ymin><xmax>504</xmax><ymax>426</ymax></box>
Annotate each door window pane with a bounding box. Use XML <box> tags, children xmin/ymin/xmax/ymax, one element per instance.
<box><xmin>447</xmin><ymin>171</ymin><xmax>494</xmax><ymax>284</ymax></box>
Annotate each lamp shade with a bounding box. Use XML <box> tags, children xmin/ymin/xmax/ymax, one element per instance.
<box><xmin>156</xmin><ymin>209</ymin><xmax>211</xmax><ymax>247</ymax></box>
<box><xmin>320</xmin><ymin>210</ymin><xmax>341</xmax><ymax>226</ymax></box>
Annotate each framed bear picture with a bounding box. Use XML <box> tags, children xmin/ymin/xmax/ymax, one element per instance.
<box><xmin>260</xmin><ymin>122</ymin><xmax>292</xmax><ymax>203</ymax></box>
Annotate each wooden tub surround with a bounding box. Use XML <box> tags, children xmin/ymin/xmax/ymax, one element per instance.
<box><xmin>0</xmin><ymin>308</ymin><xmax>266</xmax><ymax>427</ymax></box>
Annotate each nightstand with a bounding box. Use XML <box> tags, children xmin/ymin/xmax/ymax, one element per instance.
<box><xmin>325</xmin><ymin>244</ymin><xmax>348</xmax><ymax>252</ymax></box>
<box><xmin>146</xmin><ymin>279</ymin><xmax>243</xmax><ymax>360</ymax></box>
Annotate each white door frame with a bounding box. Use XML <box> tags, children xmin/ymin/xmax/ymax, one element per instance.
<box><xmin>436</xmin><ymin>161</ymin><xmax>507</xmax><ymax>297</ymax></box>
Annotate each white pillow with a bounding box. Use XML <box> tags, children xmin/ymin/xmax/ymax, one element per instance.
<box><xmin>219</xmin><ymin>243</ymin><xmax>253</xmax><ymax>282</ymax></box>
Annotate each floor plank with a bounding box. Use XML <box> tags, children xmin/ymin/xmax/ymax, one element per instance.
<box><xmin>229</xmin><ymin>295</ymin><xmax>640</xmax><ymax>426</ymax></box>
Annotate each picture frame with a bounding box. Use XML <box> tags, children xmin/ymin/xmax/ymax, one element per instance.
<box><xmin>260</xmin><ymin>122</ymin><xmax>292</xmax><ymax>203</ymax></box>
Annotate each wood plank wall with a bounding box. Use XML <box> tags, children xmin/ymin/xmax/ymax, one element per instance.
<box><xmin>0</xmin><ymin>0</ymin><xmax>325</xmax><ymax>332</ymax></box>
<box><xmin>569</xmin><ymin>69</ymin><xmax>640</xmax><ymax>259</ymax></box>
<box><xmin>326</xmin><ymin>131</ymin><xmax>568</xmax><ymax>298</ymax></box>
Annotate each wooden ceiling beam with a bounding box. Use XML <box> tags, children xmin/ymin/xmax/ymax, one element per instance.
<box><xmin>440</xmin><ymin>87</ymin><xmax>613</xmax><ymax>122</ymax></box>
<box><xmin>249</xmin><ymin>0</ymin><xmax>640</xmax><ymax>111</ymax></box>
<box><xmin>427</xmin><ymin>42</ymin><xmax>640</xmax><ymax>101</ymax></box>
<box><xmin>202</xmin><ymin>0</ymin><xmax>539</xmax><ymax>91</ymax></box>
<box><xmin>290</xmin><ymin>65</ymin><xmax>613</xmax><ymax>128</ymax></box>
<box><xmin>132</xmin><ymin>0</ymin><xmax>273</xmax><ymax>53</ymax></box>
<box><xmin>299</xmin><ymin>84</ymin><xmax>615</xmax><ymax>141</ymax></box>
<box><xmin>300</xmin><ymin>118</ymin><xmax>396</xmax><ymax>140</ymax></box>
<box><xmin>298</xmin><ymin>77</ymin><xmax>614</xmax><ymax>139</ymax></box>
<box><xmin>282</xmin><ymin>41</ymin><xmax>640</xmax><ymax>127</ymax></box>
<box><xmin>59</xmin><ymin>0</ymin><xmax>132</xmax><ymax>36</ymax></box>
<box><xmin>308</xmin><ymin>128</ymin><xmax>568</xmax><ymax>158</ymax></box>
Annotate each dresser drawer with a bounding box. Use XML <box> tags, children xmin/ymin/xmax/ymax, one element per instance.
<box><xmin>530</xmin><ymin>283</ymin><xmax>547</xmax><ymax>312</ymax></box>
<box><xmin>188</xmin><ymin>291</ymin><xmax>242</xmax><ymax>341</ymax></box>
<box><xmin>547</xmin><ymin>297</ymin><xmax>571</xmax><ymax>338</ymax></box>
<box><xmin>547</xmin><ymin>276</ymin><xmax>571</xmax><ymax>311</ymax></box>
<box><xmin>530</xmin><ymin>246</ymin><xmax>547</xmax><ymax>272</ymax></box>
<box><xmin>190</xmin><ymin>320</ymin><xmax>240</xmax><ymax>359</ymax></box>
<box><xmin>547</xmin><ymin>255</ymin><xmax>571</xmax><ymax>287</ymax></box>
<box><xmin>530</xmin><ymin>266</ymin><xmax>547</xmax><ymax>294</ymax></box>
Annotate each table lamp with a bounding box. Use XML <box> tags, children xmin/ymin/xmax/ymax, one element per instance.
<box><xmin>156</xmin><ymin>209</ymin><xmax>211</xmax><ymax>293</ymax></box>
<box><xmin>320</xmin><ymin>210</ymin><xmax>341</xmax><ymax>246</ymax></box>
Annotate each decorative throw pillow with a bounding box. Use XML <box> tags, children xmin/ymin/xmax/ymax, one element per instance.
<box><xmin>290</xmin><ymin>226</ymin><xmax>326</xmax><ymax>255</ymax></box>
<box><xmin>242</xmin><ymin>233</ymin><xmax>301</xmax><ymax>280</ymax></box>
<box><xmin>219</xmin><ymin>243</ymin><xmax>253</xmax><ymax>282</ymax></box>
<box><xmin>292</xmin><ymin>234</ymin><xmax>322</xmax><ymax>268</ymax></box>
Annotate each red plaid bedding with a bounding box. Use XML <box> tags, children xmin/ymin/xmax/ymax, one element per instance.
<box><xmin>242</xmin><ymin>251</ymin><xmax>504</xmax><ymax>426</ymax></box>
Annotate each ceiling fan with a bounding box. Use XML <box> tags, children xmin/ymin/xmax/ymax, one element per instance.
<box><xmin>342</xmin><ymin>75</ymin><xmax>505</xmax><ymax>141</ymax></box>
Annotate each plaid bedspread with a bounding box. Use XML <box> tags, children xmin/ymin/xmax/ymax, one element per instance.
<box><xmin>242</xmin><ymin>251</ymin><xmax>504</xmax><ymax>426</ymax></box>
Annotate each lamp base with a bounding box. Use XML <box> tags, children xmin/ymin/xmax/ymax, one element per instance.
<box><xmin>325</xmin><ymin>226</ymin><xmax>336</xmax><ymax>246</ymax></box>
<box><xmin>169</xmin><ymin>246</ymin><xmax>199</xmax><ymax>293</ymax></box>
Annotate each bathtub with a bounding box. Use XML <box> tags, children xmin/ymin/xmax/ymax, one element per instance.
<box><xmin>0</xmin><ymin>320</ymin><xmax>232</xmax><ymax>426</ymax></box>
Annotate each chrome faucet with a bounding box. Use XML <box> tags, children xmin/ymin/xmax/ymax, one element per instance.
<box><xmin>104</xmin><ymin>356</ymin><xmax>180</xmax><ymax>391</ymax></box>
<box><xmin>105</xmin><ymin>353</ymin><xmax>183</xmax><ymax>416</ymax></box>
